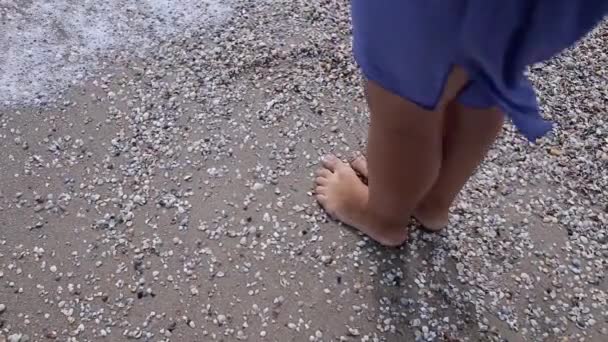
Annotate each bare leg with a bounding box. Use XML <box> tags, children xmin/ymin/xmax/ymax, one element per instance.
<box><xmin>413</xmin><ymin>103</ymin><xmax>504</xmax><ymax>230</ymax></box>
<box><xmin>350</xmin><ymin>102</ymin><xmax>504</xmax><ymax>231</ymax></box>
<box><xmin>314</xmin><ymin>68</ymin><xmax>468</xmax><ymax>246</ymax></box>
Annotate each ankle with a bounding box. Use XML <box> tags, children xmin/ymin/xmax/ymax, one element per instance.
<box><xmin>360</xmin><ymin>211</ymin><xmax>409</xmax><ymax>247</ymax></box>
<box><xmin>362</xmin><ymin>204</ymin><xmax>408</xmax><ymax>233</ymax></box>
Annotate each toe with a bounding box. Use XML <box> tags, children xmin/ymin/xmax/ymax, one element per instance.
<box><xmin>315</xmin><ymin>193</ymin><xmax>337</xmax><ymax>217</ymax></box>
<box><xmin>350</xmin><ymin>155</ymin><xmax>368</xmax><ymax>178</ymax></box>
<box><xmin>315</xmin><ymin>185</ymin><xmax>328</xmax><ymax>194</ymax></box>
<box><xmin>315</xmin><ymin>177</ymin><xmax>329</xmax><ymax>186</ymax></box>
<box><xmin>321</xmin><ymin>154</ymin><xmax>340</xmax><ymax>171</ymax></box>
<box><xmin>316</xmin><ymin>193</ymin><xmax>328</xmax><ymax>204</ymax></box>
<box><xmin>315</xmin><ymin>168</ymin><xmax>332</xmax><ymax>178</ymax></box>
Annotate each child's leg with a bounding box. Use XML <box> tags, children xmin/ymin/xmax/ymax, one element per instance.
<box><xmin>413</xmin><ymin>102</ymin><xmax>504</xmax><ymax>230</ymax></box>
<box><xmin>314</xmin><ymin>68</ymin><xmax>468</xmax><ymax>246</ymax></box>
<box><xmin>351</xmin><ymin>102</ymin><xmax>504</xmax><ymax>231</ymax></box>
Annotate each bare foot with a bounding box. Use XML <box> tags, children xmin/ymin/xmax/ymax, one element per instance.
<box><xmin>349</xmin><ymin>155</ymin><xmax>448</xmax><ymax>232</ymax></box>
<box><xmin>410</xmin><ymin>201</ymin><xmax>449</xmax><ymax>232</ymax></box>
<box><xmin>314</xmin><ymin>155</ymin><xmax>408</xmax><ymax>247</ymax></box>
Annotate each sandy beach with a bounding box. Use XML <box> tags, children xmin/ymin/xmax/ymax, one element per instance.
<box><xmin>0</xmin><ymin>1</ymin><xmax>606</xmax><ymax>341</ymax></box>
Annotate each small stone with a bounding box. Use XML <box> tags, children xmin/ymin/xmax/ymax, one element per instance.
<box><xmin>347</xmin><ymin>327</ymin><xmax>360</xmax><ymax>336</ymax></box>
<box><xmin>320</xmin><ymin>255</ymin><xmax>332</xmax><ymax>265</ymax></box>
<box><xmin>8</xmin><ymin>334</ymin><xmax>22</xmax><ymax>342</ymax></box>
<box><xmin>549</xmin><ymin>148</ymin><xmax>563</xmax><ymax>156</ymax></box>
<box><xmin>0</xmin><ymin>303</ymin><xmax>5</xmax><ymax>314</ymax></box>
<box><xmin>252</xmin><ymin>182</ymin><xmax>264</xmax><ymax>191</ymax></box>
<box><xmin>133</xmin><ymin>195</ymin><xmax>146</xmax><ymax>205</ymax></box>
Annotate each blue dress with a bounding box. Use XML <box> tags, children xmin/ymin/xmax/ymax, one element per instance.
<box><xmin>352</xmin><ymin>0</ymin><xmax>608</xmax><ymax>141</ymax></box>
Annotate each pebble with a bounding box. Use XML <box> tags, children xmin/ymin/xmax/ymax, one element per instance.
<box><xmin>7</xmin><ymin>334</ymin><xmax>22</xmax><ymax>342</ymax></box>
<box><xmin>347</xmin><ymin>327</ymin><xmax>360</xmax><ymax>336</ymax></box>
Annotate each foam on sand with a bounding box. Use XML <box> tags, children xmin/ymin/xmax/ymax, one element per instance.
<box><xmin>0</xmin><ymin>0</ymin><xmax>230</xmax><ymax>108</ymax></box>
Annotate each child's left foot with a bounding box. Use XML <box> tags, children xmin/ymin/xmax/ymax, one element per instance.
<box><xmin>314</xmin><ymin>155</ymin><xmax>409</xmax><ymax>247</ymax></box>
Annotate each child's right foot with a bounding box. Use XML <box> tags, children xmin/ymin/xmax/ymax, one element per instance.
<box><xmin>349</xmin><ymin>155</ymin><xmax>449</xmax><ymax>231</ymax></box>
